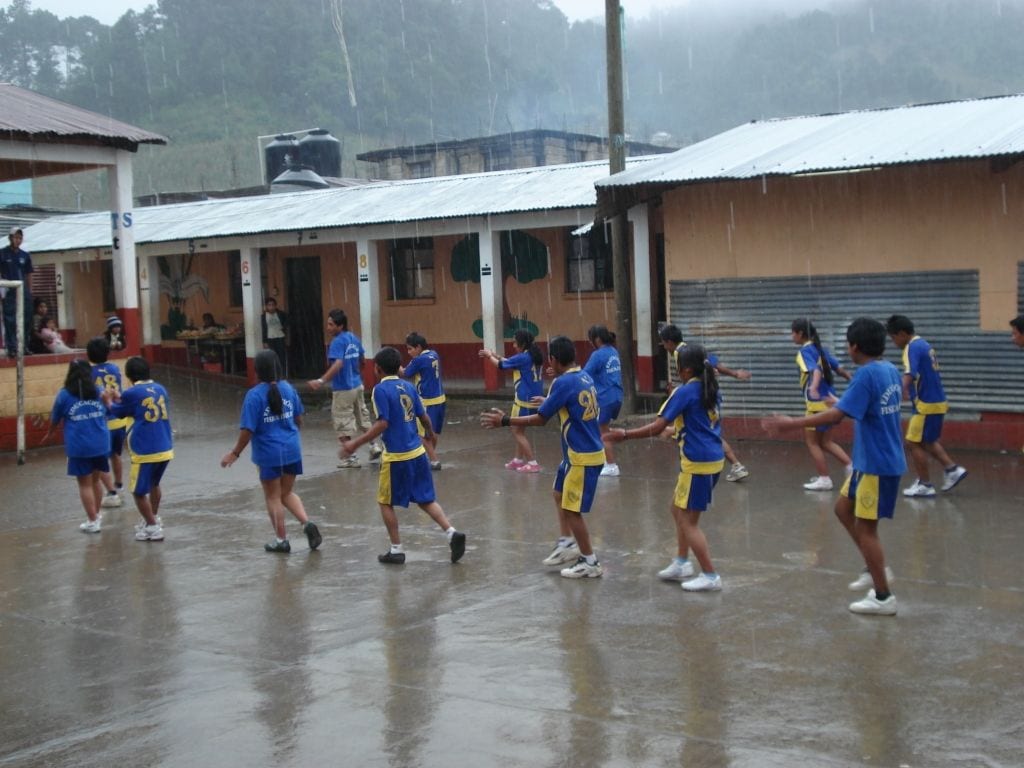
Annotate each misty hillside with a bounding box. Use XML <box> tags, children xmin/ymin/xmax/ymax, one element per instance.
<box><xmin>2</xmin><ymin>0</ymin><xmax>1023</xmax><ymax>207</ymax></box>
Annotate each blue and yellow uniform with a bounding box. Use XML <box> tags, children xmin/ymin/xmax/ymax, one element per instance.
<box><xmin>902</xmin><ymin>335</ymin><xmax>948</xmax><ymax>444</ymax></box>
<box><xmin>241</xmin><ymin>380</ymin><xmax>304</xmax><ymax>481</ymax></box>
<box><xmin>404</xmin><ymin>348</ymin><xmax>446</xmax><ymax>434</ymax></box>
<box><xmin>836</xmin><ymin>361</ymin><xmax>907</xmax><ymax>520</ymax></box>
<box><xmin>50</xmin><ymin>389</ymin><xmax>110</xmax><ymax>476</ymax></box>
<box><xmin>500</xmin><ymin>351</ymin><xmax>543</xmax><ymax>417</ymax></box>
<box><xmin>796</xmin><ymin>341</ymin><xmax>841</xmax><ymax>430</ymax></box>
<box><xmin>92</xmin><ymin>361</ymin><xmax>128</xmax><ymax>456</ymax></box>
<box><xmin>109</xmin><ymin>380</ymin><xmax>174</xmax><ymax>495</ymax></box>
<box><xmin>372</xmin><ymin>375</ymin><xmax>435</xmax><ymax>508</ymax></box>
<box><xmin>538</xmin><ymin>367</ymin><xmax>604</xmax><ymax>513</ymax></box>
<box><xmin>329</xmin><ymin>330</ymin><xmax>364</xmax><ymax>391</ymax></box>
<box><xmin>658</xmin><ymin>379</ymin><xmax>724</xmax><ymax>511</ymax></box>
<box><xmin>584</xmin><ymin>345</ymin><xmax>623</xmax><ymax>424</ymax></box>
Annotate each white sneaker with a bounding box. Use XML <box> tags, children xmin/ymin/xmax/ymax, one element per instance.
<box><xmin>560</xmin><ymin>557</ymin><xmax>604</xmax><ymax>578</ymax></box>
<box><xmin>725</xmin><ymin>463</ymin><xmax>749</xmax><ymax>482</ymax></box>
<box><xmin>542</xmin><ymin>541</ymin><xmax>581</xmax><ymax>566</ymax></box>
<box><xmin>79</xmin><ymin>519</ymin><xmax>102</xmax><ymax>534</ymax></box>
<box><xmin>902</xmin><ymin>480</ymin><xmax>936</xmax><ymax>497</ymax></box>
<box><xmin>658</xmin><ymin>559</ymin><xmax>695</xmax><ymax>581</ymax></box>
<box><xmin>802</xmin><ymin>476</ymin><xmax>833</xmax><ymax>491</ymax></box>
<box><xmin>848</xmin><ymin>566</ymin><xmax>894</xmax><ymax>591</ymax></box>
<box><xmin>504</xmin><ymin>458</ymin><xmax>525</xmax><ymax>470</ymax></box>
<box><xmin>336</xmin><ymin>456</ymin><xmax>360</xmax><ymax>469</ymax></box>
<box><xmin>941</xmin><ymin>466</ymin><xmax>968</xmax><ymax>492</ymax></box>
<box><xmin>369</xmin><ymin>444</ymin><xmax>384</xmax><ymax>462</ymax></box>
<box><xmin>599</xmin><ymin>463</ymin><xmax>620</xmax><ymax>477</ymax></box>
<box><xmin>681</xmin><ymin>572</ymin><xmax>722</xmax><ymax>592</ymax></box>
<box><xmin>849</xmin><ymin>589</ymin><xmax>897</xmax><ymax>616</ymax></box>
<box><xmin>135</xmin><ymin>524</ymin><xmax>164</xmax><ymax>542</ymax></box>
<box><xmin>135</xmin><ymin>516</ymin><xmax>162</xmax><ymax>532</ymax></box>
<box><xmin>430</xmin><ymin>461</ymin><xmax>442</xmax><ymax>471</ymax></box>
<box><xmin>100</xmin><ymin>492</ymin><xmax>122</xmax><ymax>508</ymax></box>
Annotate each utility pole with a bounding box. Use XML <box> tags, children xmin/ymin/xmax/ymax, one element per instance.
<box><xmin>606</xmin><ymin>0</ymin><xmax>637</xmax><ymax>412</ymax></box>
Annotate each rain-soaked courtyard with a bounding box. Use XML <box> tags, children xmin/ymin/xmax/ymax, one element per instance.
<box><xmin>1</xmin><ymin>371</ymin><xmax>1022</xmax><ymax>767</ymax></box>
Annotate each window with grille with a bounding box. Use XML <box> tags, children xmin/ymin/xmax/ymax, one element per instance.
<box><xmin>388</xmin><ymin>238</ymin><xmax>435</xmax><ymax>300</ymax></box>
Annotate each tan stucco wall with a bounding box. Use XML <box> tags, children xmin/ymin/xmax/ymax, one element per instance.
<box><xmin>661</xmin><ymin>159</ymin><xmax>1024</xmax><ymax>330</ymax></box>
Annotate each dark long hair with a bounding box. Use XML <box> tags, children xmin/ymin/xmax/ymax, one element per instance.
<box><xmin>514</xmin><ymin>329</ymin><xmax>544</xmax><ymax>368</ymax></box>
<box><xmin>791</xmin><ymin>318</ymin><xmax>833</xmax><ymax>387</ymax></box>
<box><xmin>64</xmin><ymin>360</ymin><xmax>98</xmax><ymax>401</ymax></box>
<box><xmin>676</xmin><ymin>344</ymin><xmax>719</xmax><ymax>412</ymax></box>
<box><xmin>254</xmin><ymin>349</ymin><xmax>284</xmax><ymax>415</ymax></box>
<box><xmin>587</xmin><ymin>324</ymin><xmax>616</xmax><ymax>347</ymax></box>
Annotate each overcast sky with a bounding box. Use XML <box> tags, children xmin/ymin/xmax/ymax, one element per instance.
<box><xmin>28</xmin><ymin>0</ymin><xmax>688</xmax><ymax>25</ymax></box>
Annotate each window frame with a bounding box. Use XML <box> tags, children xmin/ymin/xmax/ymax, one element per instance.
<box><xmin>566</xmin><ymin>226</ymin><xmax>614</xmax><ymax>293</ymax></box>
<box><xmin>387</xmin><ymin>237</ymin><xmax>436</xmax><ymax>301</ymax></box>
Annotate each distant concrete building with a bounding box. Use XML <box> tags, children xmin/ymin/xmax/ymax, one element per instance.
<box><xmin>357</xmin><ymin>129</ymin><xmax>674</xmax><ymax>180</ymax></box>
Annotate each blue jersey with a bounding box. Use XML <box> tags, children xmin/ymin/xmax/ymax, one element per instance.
<box><xmin>796</xmin><ymin>342</ymin><xmax>840</xmax><ymax>402</ymax></box>
<box><xmin>902</xmin><ymin>336</ymin><xmax>948</xmax><ymax>414</ymax></box>
<box><xmin>403</xmin><ymin>349</ymin><xmax>446</xmax><ymax>406</ymax></box>
<box><xmin>657</xmin><ymin>379</ymin><xmax>724</xmax><ymax>473</ymax></box>
<box><xmin>50</xmin><ymin>389</ymin><xmax>110</xmax><ymax>459</ymax></box>
<box><xmin>538</xmin><ymin>367</ymin><xmax>604</xmax><ymax>466</ymax></box>
<box><xmin>109</xmin><ymin>380</ymin><xmax>174</xmax><ymax>463</ymax></box>
<box><xmin>372</xmin><ymin>376</ymin><xmax>427</xmax><ymax>459</ymax></box>
<box><xmin>328</xmin><ymin>330</ymin><xmax>364</xmax><ymax>391</ymax></box>
<box><xmin>91</xmin><ymin>362</ymin><xmax>128</xmax><ymax>430</ymax></box>
<box><xmin>583</xmin><ymin>345</ymin><xmax>623</xmax><ymax>409</ymax></box>
<box><xmin>835</xmin><ymin>360</ymin><xmax>907</xmax><ymax>476</ymax></box>
<box><xmin>240</xmin><ymin>381</ymin><xmax>303</xmax><ymax>468</ymax></box>
<box><xmin>0</xmin><ymin>245</ymin><xmax>32</xmax><ymax>281</ymax></box>
<box><xmin>500</xmin><ymin>351</ymin><xmax>543</xmax><ymax>408</ymax></box>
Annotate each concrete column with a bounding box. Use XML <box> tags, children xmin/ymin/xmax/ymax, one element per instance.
<box><xmin>357</xmin><ymin>238</ymin><xmax>379</xmax><ymax>386</ymax></box>
<box><xmin>240</xmin><ymin>247</ymin><xmax>261</xmax><ymax>384</ymax></box>
<box><xmin>107</xmin><ymin>150</ymin><xmax>139</xmax><ymax>355</ymax></box>
<box><xmin>53</xmin><ymin>262</ymin><xmax>73</xmax><ymax>343</ymax></box>
<box><xmin>137</xmin><ymin>254</ymin><xmax>161</xmax><ymax>351</ymax></box>
<box><xmin>628</xmin><ymin>203</ymin><xmax>654</xmax><ymax>392</ymax></box>
<box><xmin>478</xmin><ymin>226</ymin><xmax>503</xmax><ymax>391</ymax></box>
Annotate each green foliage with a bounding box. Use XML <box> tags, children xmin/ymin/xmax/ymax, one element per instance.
<box><xmin>2</xmin><ymin>0</ymin><xmax>1024</xmax><ymax>197</ymax></box>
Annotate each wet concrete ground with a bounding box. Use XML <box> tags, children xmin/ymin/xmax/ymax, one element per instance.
<box><xmin>1</xmin><ymin>373</ymin><xmax>1023</xmax><ymax>767</ymax></box>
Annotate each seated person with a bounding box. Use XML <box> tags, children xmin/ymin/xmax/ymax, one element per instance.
<box><xmin>201</xmin><ymin>313</ymin><xmax>225</xmax><ymax>331</ymax></box>
<box><xmin>39</xmin><ymin>316</ymin><xmax>78</xmax><ymax>354</ymax></box>
<box><xmin>28</xmin><ymin>297</ymin><xmax>49</xmax><ymax>354</ymax></box>
<box><xmin>104</xmin><ymin>316</ymin><xmax>126</xmax><ymax>351</ymax></box>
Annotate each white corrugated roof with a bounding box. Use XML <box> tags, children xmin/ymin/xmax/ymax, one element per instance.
<box><xmin>596</xmin><ymin>94</ymin><xmax>1024</xmax><ymax>189</ymax></box>
<box><xmin>25</xmin><ymin>157</ymin><xmax>654</xmax><ymax>254</ymax></box>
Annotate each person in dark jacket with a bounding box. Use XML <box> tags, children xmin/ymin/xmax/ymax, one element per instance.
<box><xmin>260</xmin><ymin>297</ymin><xmax>289</xmax><ymax>377</ymax></box>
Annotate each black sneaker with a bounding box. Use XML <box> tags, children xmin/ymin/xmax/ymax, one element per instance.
<box><xmin>303</xmin><ymin>521</ymin><xmax>322</xmax><ymax>551</ymax></box>
<box><xmin>265</xmin><ymin>539</ymin><xmax>291</xmax><ymax>553</ymax></box>
<box><xmin>449</xmin><ymin>531</ymin><xmax>466</xmax><ymax>563</ymax></box>
<box><xmin>378</xmin><ymin>551</ymin><xmax>406</xmax><ymax>564</ymax></box>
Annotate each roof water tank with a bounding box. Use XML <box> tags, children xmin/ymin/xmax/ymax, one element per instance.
<box><xmin>270</xmin><ymin>164</ymin><xmax>330</xmax><ymax>193</ymax></box>
<box><xmin>265</xmin><ymin>134</ymin><xmax>300</xmax><ymax>185</ymax></box>
<box><xmin>298</xmin><ymin>129</ymin><xmax>342</xmax><ymax>178</ymax></box>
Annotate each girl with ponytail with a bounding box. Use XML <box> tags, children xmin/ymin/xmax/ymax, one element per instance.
<box><xmin>221</xmin><ymin>349</ymin><xmax>322</xmax><ymax>553</ymax></box>
<box><xmin>604</xmin><ymin>343</ymin><xmax>726</xmax><ymax>592</ymax></box>
<box><xmin>479</xmin><ymin>328</ymin><xmax>545</xmax><ymax>473</ymax></box>
<box><xmin>791</xmin><ymin>319</ymin><xmax>852</xmax><ymax>491</ymax></box>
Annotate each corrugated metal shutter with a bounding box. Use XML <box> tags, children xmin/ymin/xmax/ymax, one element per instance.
<box><xmin>668</xmin><ymin>270</ymin><xmax>1024</xmax><ymax>416</ymax></box>
<box><xmin>1018</xmin><ymin>261</ymin><xmax>1024</xmax><ymax>314</ymax></box>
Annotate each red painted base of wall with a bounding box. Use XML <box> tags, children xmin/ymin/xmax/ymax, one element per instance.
<box><xmin>0</xmin><ymin>415</ymin><xmax>60</xmax><ymax>452</ymax></box>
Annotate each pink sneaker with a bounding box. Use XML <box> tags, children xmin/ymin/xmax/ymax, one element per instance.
<box><xmin>517</xmin><ymin>461</ymin><xmax>541</xmax><ymax>473</ymax></box>
<box><xmin>505</xmin><ymin>458</ymin><xmax>525</xmax><ymax>470</ymax></box>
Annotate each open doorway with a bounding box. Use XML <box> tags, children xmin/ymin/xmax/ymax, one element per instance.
<box><xmin>286</xmin><ymin>256</ymin><xmax>325</xmax><ymax>379</ymax></box>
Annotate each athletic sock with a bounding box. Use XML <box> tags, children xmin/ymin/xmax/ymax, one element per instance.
<box><xmin>583</xmin><ymin>554</ymin><xmax>598</xmax><ymax>565</ymax></box>
<box><xmin>390</xmin><ymin>544</ymin><xmax>403</xmax><ymax>554</ymax></box>
<box><xmin>674</xmin><ymin>556</ymin><xmax>689</xmax><ymax>565</ymax></box>
<box><xmin>445</xmin><ymin>526</ymin><xmax>455</xmax><ymax>541</ymax></box>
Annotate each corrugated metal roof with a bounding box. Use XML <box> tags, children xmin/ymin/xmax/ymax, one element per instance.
<box><xmin>0</xmin><ymin>84</ymin><xmax>167</xmax><ymax>149</ymax></box>
<box><xmin>24</xmin><ymin>157</ymin><xmax>654</xmax><ymax>254</ymax></box>
<box><xmin>597</xmin><ymin>94</ymin><xmax>1024</xmax><ymax>189</ymax></box>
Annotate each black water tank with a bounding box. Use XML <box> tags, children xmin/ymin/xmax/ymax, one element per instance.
<box><xmin>298</xmin><ymin>129</ymin><xmax>342</xmax><ymax>178</ymax></box>
<box><xmin>265</xmin><ymin>134</ymin><xmax>300</xmax><ymax>185</ymax></box>
<box><xmin>270</xmin><ymin>164</ymin><xmax>330</xmax><ymax>193</ymax></box>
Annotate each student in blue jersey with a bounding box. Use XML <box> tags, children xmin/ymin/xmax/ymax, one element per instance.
<box><xmin>102</xmin><ymin>356</ymin><xmax>173</xmax><ymax>542</ymax></box>
<box><xmin>659</xmin><ymin>324</ymin><xmax>751</xmax><ymax>482</ymax></box>
<box><xmin>481</xmin><ymin>335</ymin><xmax>606</xmax><ymax>578</ymax></box>
<box><xmin>221</xmin><ymin>350</ymin><xmax>322</xmax><ymax>554</ymax></box>
<box><xmin>605</xmin><ymin>344</ymin><xmax>725</xmax><ymax>591</ymax></box>
<box><xmin>87</xmin><ymin>337</ymin><xmax>127</xmax><ymax>509</ymax></box>
<box><xmin>479</xmin><ymin>328</ymin><xmax>544</xmax><ymax>473</ymax></box>
<box><xmin>308</xmin><ymin>308</ymin><xmax>383</xmax><ymax>469</ymax></box>
<box><xmin>765</xmin><ymin>318</ymin><xmax>907</xmax><ymax>616</ymax></box>
<box><xmin>885</xmin><ymin>315</ymin><xmax>967</xmax><ymax>497</ymax></box>
<box><xmin>400</xmin><ymin>331</ymin><xmax>446</xmax><ymax>471</ymax></box>
<box><xmin>790</xmin><ymin>318</ymin><xmax>853</xmax><ymax>491</ymax></box>
<box><xmin>583</xmin><ymin>325</ymin><xmax>624</xmax><ymax>477</ymax></box>
<box><xmin>43</xmin><ymin>360</ymin><xmax>111</xmax><ymax>534</ymax></box>
<box><xmin>340</xmin><ymin>346</ymin><xmax>466</xmax><ymax>565</ymax></box>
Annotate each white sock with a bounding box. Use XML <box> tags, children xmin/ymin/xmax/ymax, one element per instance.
<box><xmin>584</xmin><ymin>554</ymin><xmax>598</xmax><ymax>565</ymax></box>
<box><xmin>558</xmin><ymin>536</ymin><xmax>575</xmax><ymax>547</ymax></box>
<box><xmin>390</xmin><ymin>543</ymin><xmax>403</xmax><ymax>554</ymax></box>
<box><xmin>445</xmin><ymin>526</ymin><xmax>455</xmax><ymax>541</ymax></box>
